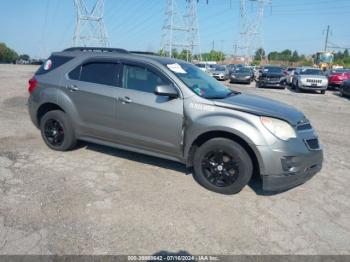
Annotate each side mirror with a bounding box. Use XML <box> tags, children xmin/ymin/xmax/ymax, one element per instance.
<box><xmin>154</xmin><ymin>85</ymin><xmax>179</xmax><ymax>98</ymax></box>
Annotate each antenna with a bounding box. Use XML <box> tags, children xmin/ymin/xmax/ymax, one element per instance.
<box><xmin>73</xmin><ymin>0</ymin><xmax>109</xmax><ymax>47</ymax></box>
<box><xmin>237</xmin><ymin>0</ymin><xmax>271</xmax><ymax>64</ymax></box>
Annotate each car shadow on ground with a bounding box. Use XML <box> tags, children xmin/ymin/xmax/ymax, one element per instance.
<box><xmin>81</xmin><ymin>141</ymin><xmax>285</xmax><ymax>196</ymax></box>
<box><xmin>82</xmin><ymin>141</ymin><xmax>187</xmax><ymax>174</ymax></box>
<box><xmin>333</xmin><ymin>91</ymin><xmax>350</xmax><ymax>100</ymax></box>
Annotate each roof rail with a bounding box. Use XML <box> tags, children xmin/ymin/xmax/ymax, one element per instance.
<box><xmin>63</xmin><ymin>47</ymin><xmax>129</xmax><ymax>54</ymax></box>
<box><xmin>130</xmin><ymin>51</ymin><xmax>158</xmax><ymax>56</ymax></box>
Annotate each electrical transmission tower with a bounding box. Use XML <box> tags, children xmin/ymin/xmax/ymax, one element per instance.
<box><xmin>237</xmin><ymin>0</ymin><xmax>270</xmax><ymax>64</ymax></box>
<box><xmin>73</xmin><ymin>0</ymin><xmax>109</xmax><ymax>47</ymax></box>
<box><xmin>160</xmin><ymin>0</ymin><xmax>202</xmax><ymax>61</ymax></box>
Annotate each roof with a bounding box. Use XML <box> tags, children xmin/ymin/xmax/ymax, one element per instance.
<box><xmin>59</xmin><ymin>47</ymin><xmax>189</xmax><ymax>66</ymax></box>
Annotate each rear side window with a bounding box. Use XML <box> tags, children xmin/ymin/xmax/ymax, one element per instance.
<box><xmin>36</xmin><ymin>55</ymin><xmax>73</xmax><ymax>75</ymax></box>
<box><xmin>69</xmin><ymin>62</ymin><xmax>118</xmax><ymax>86</ymax></box>
<box><xmin>122</xmin><ymin>64</ymin><xmax>170</xmax><ymax>93</ymax></box>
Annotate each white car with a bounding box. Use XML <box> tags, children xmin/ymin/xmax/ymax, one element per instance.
<box><xmin>292</xmin><ymin>67</ymin><xmax>328</xmax><ymax>94</ymax></box>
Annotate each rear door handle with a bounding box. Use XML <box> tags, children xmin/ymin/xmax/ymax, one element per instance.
<box><xmin>67</xmin><ymin>85</ymin><xmax>79</xmax><ymax>92</ymax></box>
<box><xmin>118</xmin><ymin>96</ymin><xmax>132</xmax><ymax>104</ymax></box>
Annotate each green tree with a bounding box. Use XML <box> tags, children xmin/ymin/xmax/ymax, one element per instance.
<box><xmin>19</xmin><ymin>54</ymin><xmax>30</xmax><ymax>61</ymax></box>
<box><xmin>0</xmin><ymin>43</ymin><xmax>19</xmax><ymax>63</ymax></box>
<box><xmin>254</xmin><ymin>48</ymin><xmax>265</xmax><ymax>61</ymax></box>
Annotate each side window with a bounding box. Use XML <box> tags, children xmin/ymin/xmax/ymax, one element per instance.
<box><xmin>68</xmin><ymin>66</ymin><xmax>81</xmax><ymax>80</ymax></box>
<box><xmin>76</xmin><ymin>62</ymin><xmax>118</xmax><ymax>86</ymax></box>
<box><xmin>122</xmin><ymin>64</ymin><xmax>170</xmax><ymax>93</ymax></box>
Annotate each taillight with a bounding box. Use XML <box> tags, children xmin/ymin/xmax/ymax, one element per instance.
<box><xmin>28</xmin><ymin>77</ymin><xmax>37</xmax><ymax>94</ymax></box>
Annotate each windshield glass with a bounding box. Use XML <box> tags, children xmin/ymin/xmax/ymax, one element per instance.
<box><xmin>166</xmin><ymin>62</ymin><xmax>233</xmax><ymax>99</ymax></box>
<box><xmin>213</xmin><ymin>65</ymin><xmax>226</xmax><ymax>71</ymax></box>
<box><xmin>263</xmin><ymin>67</ymin><xmax>283</xmax><ymax>74</ymax></box>
<box><xmin>196</xmin><ymin>64</ymin><xmax>205</xmax><ymax>68</ymax></box>
<box><xmin>300</xmin><ymin>69</ymin><xmax>322</xmax><ymax>75</ymax></box>
<box><xmin>332</xmin><ymin>69</ymin><xmax>350</xmax><ymax>74</ymax></box>
<box><xmin>235</xmin><ymin>67</ymin><xmax>251</xmax><ymax>73</ymax></box>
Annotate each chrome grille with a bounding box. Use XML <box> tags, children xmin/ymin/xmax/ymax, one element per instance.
<box><xmin>306</xmin><ymin>79</ymin><xmax>322</xmax><ymax>84</ymax></box>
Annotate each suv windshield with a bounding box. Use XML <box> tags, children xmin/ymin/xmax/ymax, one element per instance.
<box><xmin>235</xmin><ymin>67</ymin><xmax>251</xmax><ymax>73</ymax></box>
<box><xmin>166</xmin><ymin>62</ymin><xmax>234</xmax><ymax>99</ymax></box>
<box><xmin>300</xmin><ymin>69</ymin><xmax>322</xmax><ymax>75</ymax></box>
<box><xmin>263</xmin><ymin>67</ymin><xmax>283</xmax><ymax>74</ymax></box>
<box><xmin>213</xmin><ymin>65</ymin><xmax>226</xmax><ymax>71</ymax></box>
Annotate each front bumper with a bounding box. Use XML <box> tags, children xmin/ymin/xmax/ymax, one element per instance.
<box><xmin>230</xmin><ymin>77</ymin><xmax>251</xmax><ymax>83</ymax></box>
<box><xmin>259</xmin><ymin>81</ymin><xmax>285</xmax><ymax>88</ymax></box>
<box><xmin>261</xmin><ymin>149</ymin><xmax>323</xmax><ymax>191</ymax></box>
<box><xmin>212</xmin><ymin>75</ymin><xmax>227</xmax><ymax>80</ymax></box>
<box><xmin>299</xmin><ymin>84</ymin><xmax>327</xmax><ymax>91</ymax></box>
<box><xmin>256</xmin><ymin>130</ymin><xmax>323</xmax><ymax>192</ymax></box>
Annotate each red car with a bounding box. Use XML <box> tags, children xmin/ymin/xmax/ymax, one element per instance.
<box><xmin>327</xmin><ymin>69</ymin><xmax>350</xmax><ymax>87</ymax></box>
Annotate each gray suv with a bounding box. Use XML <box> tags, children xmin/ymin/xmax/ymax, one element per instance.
<box><xmin>27</xmin><ymin>47</ymin><xmax>323</xmax><ymax>194</ymax></box>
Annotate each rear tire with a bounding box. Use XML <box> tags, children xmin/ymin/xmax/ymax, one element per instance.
<box><xmin>193</xmin><ymin>138</ymin><xmax>253</xmax><ymax>195</ymax></box>
<box><xmin>40</xmin><ymin>110</ymin><xmax>76</xmax><ymax>151</ymax></box>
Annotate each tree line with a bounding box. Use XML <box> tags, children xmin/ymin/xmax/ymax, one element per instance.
<box><xmin>254</xmin><ymin>47</ymin><xmax>350</xmax><ymax>67</ymax></box>
<box><xmin>0</xmin><ymin>42</ymin><xmax>30</xmax><ymax>63</ymax></box>
<box><xmin>159</xmin><ymin>49</ymin><xmax>225</xmax><ymax>62</ymax></box>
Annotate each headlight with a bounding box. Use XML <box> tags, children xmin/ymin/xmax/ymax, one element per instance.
<box><xmin>231</xmin><ymin>74</ymin><xmax>236</xmax><ymax>78</ymax></box>
<box><xmin>261</xmin><ymin>117</ymin><xmax>296</xmax><ymax>141</ymax></box>
<box><xmin>245</xmin><ymin>76</ymin><xmax>250</xmax><ymax>79</ymax></box>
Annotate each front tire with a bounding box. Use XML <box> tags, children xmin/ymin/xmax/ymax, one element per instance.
<box><xmin>321</xmin><ymin>90</ymin><xmax>326</xmax><ymax>94</ymax></box>
<box><xmin>193</xmin><ymin>138</ymin><xmax>253</xmax><ymax>194</ymax></box>
<box><xmin>40</xmin><ymin>110</ymin><xmax>76</xmax><ymax>151</ymax></box>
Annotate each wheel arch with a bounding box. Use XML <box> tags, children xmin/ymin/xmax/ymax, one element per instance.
<box><xmin>37</xmin><ymin>103</ymin><xmax>65</xmax><ymax>126</ymax></box>
<box><xmin>186</xmin><ymin>130</ymin><xmax>263</xmax><ymax>178</ymax></box>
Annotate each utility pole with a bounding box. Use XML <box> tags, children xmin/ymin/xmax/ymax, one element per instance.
<box><xmin>324</xmin><ymin>25</ymin><xmax>330</xmax><ymax>51</ymax></box>
<box><xmin>73</xmin><ymin>0</ymin><xmax>109</xmax><ymax>47</ymax></box>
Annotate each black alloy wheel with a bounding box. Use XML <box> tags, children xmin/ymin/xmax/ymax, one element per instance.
<box><xmin>201</xmin><ymin>150</ymin><xmax>239</xmax><ymax>187</ymax></box>
<box><xmin>44</xmin><ymin>119</ymin><xmax>65</xmax><ymax>147</ymax></box>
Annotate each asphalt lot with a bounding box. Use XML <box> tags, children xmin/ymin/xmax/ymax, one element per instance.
<box><xmin>0</xmin><ymin>64</ymin><xmax>349</xmax><ymax>255</ymax></box>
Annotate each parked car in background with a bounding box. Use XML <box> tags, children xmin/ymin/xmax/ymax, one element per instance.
<box><xmin>226</xmin><ymin>64</ymin><xmax>236</xmax><ymax>73</ymax></box>
<box><xmin>209</xmin><ymin>64</ymin><xmax>229</xmax><ymax>81</ymax></box>
<box><xmin>292</xmin><ymin>67</ymin><xmax>328</xmax><ymax>94</ymax></box>
<box><xmin>326</xmin><ymin>68</ymin><xmax>350</xmax><ymax>88</ymax></box>
<box><xmin>229</xmin><ymin>67</ymin><xmax>254</xmax><ymax>84</ymax></box>
<box><xmin>340</xmin><ymin>79</ymin><xmax>350</xmax><ymax>97</ymax></box>
<box><xmin>286</xmin><ymin>67</ymin><xmax>297</xmax><ymax>85</ymax></box>
<box><xmin>195</xmin><ymin>63</ymin><xmax>209</xmax><ymax>72</ymax></box>
<box><xmin>256</xmin><ymin>66</ymin><xmax>286</xmax><ymax>89</ymax></box>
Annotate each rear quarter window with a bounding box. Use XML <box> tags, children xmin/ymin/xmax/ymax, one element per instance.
<box><xmin>69</xmin><ymin>62</ymin><xmax>119</xmax><ymax>87</ymax></box>
<box><xmin>35</xmin><ymin>55</ymin><xmax>73</xmax><ymax>75</ymax></box>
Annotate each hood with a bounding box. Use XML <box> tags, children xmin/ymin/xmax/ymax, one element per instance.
<box><xmin>232</xmin><ymin>72</ymin><xmax>251</xmax><ymax>77</ymax></box>
<box><xmin>261</xmin><ymin>73</ymin><xmax>284</xmax><ymax>77</ymax></box>
<box><xmin>212</xmin><ymin>70</ymin><xmax>226</xmax><ymax>74</ymax></box>
<box><xmin>214</xmin><ymin>93</ymin><xmax>304</xmax><ymax>125</ymax></box>
<box><xmin>300</xmin><ymin>74</ymin><xmax>327</xmax><ymax>80</ymax></box>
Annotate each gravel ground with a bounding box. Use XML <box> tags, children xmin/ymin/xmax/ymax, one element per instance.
<box><xmin>0</xmin><ymin>64</ymin><xmax>349</xmax><ymax>255</ymax></box>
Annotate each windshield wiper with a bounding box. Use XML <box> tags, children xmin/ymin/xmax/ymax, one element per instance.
<box><xmin>205</xmin><ymin>91</ymin><xmax>241</xmax><ymax>100</ymax></box>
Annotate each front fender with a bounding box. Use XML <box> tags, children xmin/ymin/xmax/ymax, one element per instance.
<box><xmin>184</xmin><ymin>112</ymin><xmax>269</xmax><ymax>160</ymax></box>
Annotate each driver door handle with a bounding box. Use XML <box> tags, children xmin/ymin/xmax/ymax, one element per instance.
<box><xmin>66</xmin><ymin>85</ymin><xmax>79</xmax><ymax>92</ymax></box>
<box><xmin>118</xmin><ymin>96</ymin><xmax>132</xmax><ymax>104</ymax></box>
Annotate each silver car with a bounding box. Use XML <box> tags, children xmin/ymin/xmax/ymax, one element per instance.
<box><xmin>27</xmin><ymin>47</ymin><xmax>323</xmax><ymax>194</ymax></box>
<box><xmin>292</xmin><ymin>67</ymin><xmax>328</xmax><ymax>94</ymax></box>
<box><xmin>208</xmin><ymin>65</ymin><xmax>229</xmax><ymax>81</ymax></box>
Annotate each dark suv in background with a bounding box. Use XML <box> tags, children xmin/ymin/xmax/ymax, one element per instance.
<box><xmin>256</xmin><ymin>66</ymin><xmax>287</xmax><ymax>89</ymax></box>
<box><xmin>27</xmin><ymin>47</ymin><xmax>323</xmax><ymax>194</ymax></box>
